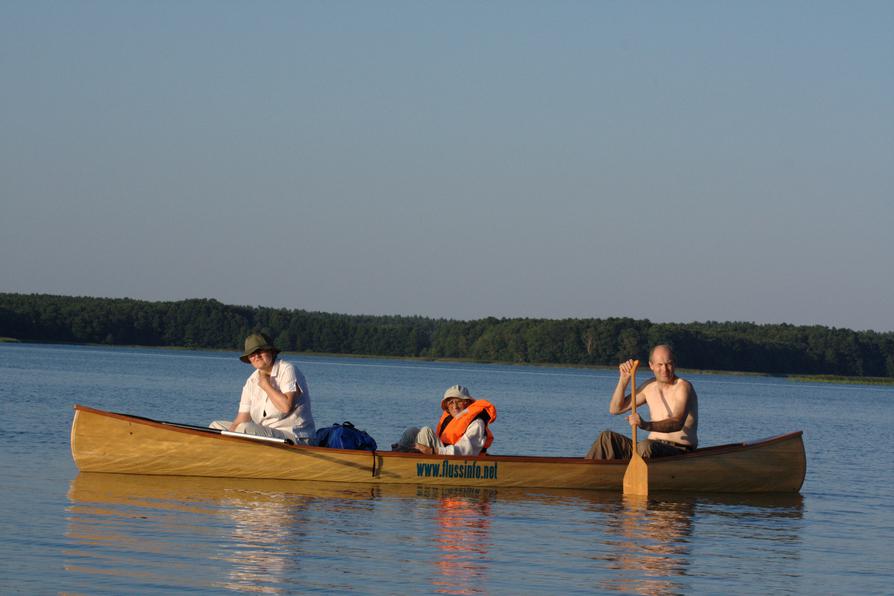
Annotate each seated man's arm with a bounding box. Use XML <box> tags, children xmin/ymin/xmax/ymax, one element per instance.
<box><xmin>228</xmin><ymin>411</ymin><xmax>251</xmax><ymax>432</ymax></box>
<box><xmin>609</xmin><ymin>365</ymin><xmax>632</xmax><ymax>414</ymax></box>
<box><xmin>611</xmin><ymin>379</ymin><xmax>653</xmax><ymax>415</ymax></box>
<box><xmin>258</xmin><ymin>371</ymin><xmax>298</xmax><ymax>414</ymax></box>
<box><xmin>609</xmin><ymin>360</ymin><xmax>651</xmax><ymax>414</ymax></box>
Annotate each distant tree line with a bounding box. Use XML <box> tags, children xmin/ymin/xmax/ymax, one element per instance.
<box><xmin>1</xmin><ymin>293</ymin><xmax>892</xmax><ymax>377</ymax></box>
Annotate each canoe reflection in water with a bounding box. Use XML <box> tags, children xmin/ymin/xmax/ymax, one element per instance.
<box><xmin>65</xmin><ymin>473</ymin><xmax>805</xmax><ymax>594</ymax></box>
<box><xmin>594</xmin><ymin>493</ymin><xmax>805</xmax><ymax>595</ymax></box>
<box><xmin>216</xmin><ymin>483</ymin><xmax>309</xmax><ymax>591</ymax></box>
<box><xmin>596</xmin><ymin>496</ymin><xmax>696</xmax><ymax>595</ymax></box>
<box><xmin>65</xmin><ymin>473</ymin><xmax>381</xmax><ymax>593</ymax></box>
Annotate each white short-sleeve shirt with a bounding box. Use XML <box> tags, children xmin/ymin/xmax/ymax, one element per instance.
<box><xmin>238</xmin><ymin>359</ymin><xmax>315</xmax><ymax>440</ymax></box>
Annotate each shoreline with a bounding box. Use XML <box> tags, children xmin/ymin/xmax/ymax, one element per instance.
<box><xmin>4</xmin><ymin>338</ymin><xmax>892</xmax><ymax>386</ymax></box>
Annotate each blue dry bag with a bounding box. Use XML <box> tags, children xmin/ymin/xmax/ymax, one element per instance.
<box><xmin>315</xmin><ymin>421</ymin><xmax>378</xmax><ymax>451</ymax></box>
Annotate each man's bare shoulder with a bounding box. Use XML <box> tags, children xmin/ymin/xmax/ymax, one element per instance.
<box><xmin>675</xmin><ymin>377</ymin><xmax>695</xmax><ymax>395</ymax></box>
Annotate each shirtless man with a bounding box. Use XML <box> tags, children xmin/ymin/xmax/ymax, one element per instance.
<box><xmin>586</xmin><ymin>344</ymin><xmax>698</xmax><ymax>460</ymax></box>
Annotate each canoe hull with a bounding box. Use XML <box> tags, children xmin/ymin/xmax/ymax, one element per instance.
<box><xmin>70</xmin><ymin>405</ymin><xmax>805</xmax><ymax>493</ymax></box>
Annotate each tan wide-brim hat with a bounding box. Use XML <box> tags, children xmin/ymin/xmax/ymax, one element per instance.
<box><xmin>240</xmin><ymin>332</ymin><xmax>280</xmax><ymax>363</ymax></box>
<box><xmin>440</xmin><ymin>384</ymin><xmax>475</xmax><ymax>411</ymax></box>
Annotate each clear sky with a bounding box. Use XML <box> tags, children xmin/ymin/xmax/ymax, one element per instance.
<box><xmin>2</xmin><ymin>1</ymin><xmax>892</xmax><ymax>332</ymax></box>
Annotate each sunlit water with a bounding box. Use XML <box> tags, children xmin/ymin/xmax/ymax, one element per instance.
<box><xmin>1</xmin><ymin>343</ymin><xmax>892</xmax><ymax>594</ymax></box>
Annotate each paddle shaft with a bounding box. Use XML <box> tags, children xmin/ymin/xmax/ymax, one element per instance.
<box><xmin>629</xmin><ymin>359</ymin><xmax>640</xmax><ymax>446</ymax></box>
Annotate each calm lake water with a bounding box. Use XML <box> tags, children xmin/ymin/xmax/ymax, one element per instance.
<box><xmin>1</xmin><ymin>343</ymin><xmax>892</xmax><ymax>594</ymax></box>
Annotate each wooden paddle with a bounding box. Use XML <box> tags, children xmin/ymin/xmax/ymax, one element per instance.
<box><xmin>622</xmin><ymin>359</ymin><xmax>648</xmax><ymax>496</ymax></box>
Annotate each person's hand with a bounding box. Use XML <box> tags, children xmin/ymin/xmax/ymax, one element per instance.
<box><xmin>627</xmin><ymin>412</ymin><xmax>643</xmax><ymax>429</ymax></box>
<box><xmin>258</xmin><ymin>371</ymin><xmax>272</xmax><ymax>387</ymax></box>
<box><xmin>618</xmin><ymin>359</ymin><xmax>636</xmax><ymax>381</ymax></box>
<box><xmin>415</xmin><ymin>443</ymin><xmax>433</xmax><ymax>455</ymax></box>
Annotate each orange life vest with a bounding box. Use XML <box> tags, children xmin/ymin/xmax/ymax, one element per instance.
<box><xmin>436</xmin><ymin>399</ymin><xmax>497</xmax><ymax>452</ymax></box>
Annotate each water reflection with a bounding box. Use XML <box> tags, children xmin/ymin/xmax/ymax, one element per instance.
<box><xmin>66</xmin><ymin>474</ymin><xmax>806</xmax><ymax>594</ymax></box>
<box><xmin>416</xmin><ymin>486</ymin><xmax>495</xmax><ymax>595</ymax></box>
<box><xmin>65</xmin><ymin>473</ymin><xmax>380</xmax><ymax>593</ymax></box>
<box><xmin>595</xmin><ymin>495</ymin><xmax>695</xmax><ymax>595</ymax></box>
<box><xmin>216</xmin><ymin>485</ymin><xmax>307</xmax><ymax>592</ymax></box>
<box><xmin>596</xmin><ymin>493</ymin><xmax>804</xmax><ymax>596</ymax></box>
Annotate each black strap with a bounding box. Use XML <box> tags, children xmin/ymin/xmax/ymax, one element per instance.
<box><xmin>437</xmin><ymin>415</ymin><xmax>453</xmax><ymax>436</ymax></box>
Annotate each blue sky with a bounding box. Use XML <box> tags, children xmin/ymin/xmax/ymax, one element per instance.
<box><xmin>2</xmin><ymin>1</ymin><xmax>892</xmax><ymax>331</ymax></box>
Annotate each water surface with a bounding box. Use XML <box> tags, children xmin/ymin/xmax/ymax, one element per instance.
<box><xmin>1</xmin><ymin>343</ymin><xmax>892</xmax><ymax>594</ymax></box>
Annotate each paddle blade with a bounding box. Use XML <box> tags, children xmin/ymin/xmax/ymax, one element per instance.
<box><xmin>623</xmin><ymin>451</ymin><xmax>649</xmax><ymax>496</ymax></box>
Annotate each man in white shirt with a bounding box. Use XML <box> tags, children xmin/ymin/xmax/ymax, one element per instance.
<box><xmin>210</xmin><ymin>332</ymin><xmax>316</xmax><ymax>444</ymax></box>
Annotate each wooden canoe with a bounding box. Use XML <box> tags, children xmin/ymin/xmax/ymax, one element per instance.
<box><xmin>70</xmin><ymin>404</ymin><xmax>807</xmax><ymax>493</ymax></box>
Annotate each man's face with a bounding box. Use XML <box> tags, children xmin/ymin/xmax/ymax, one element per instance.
<box><xmin>445</xmin><ymin>398</ymin><xmax>470</xmax><ymax>416</ymax></box>
<box><xmin>247</xmin><ymin>349</ymin><xmax>275</xmax><ymax>371</ymax></box>
<box><xmin>649</xmin><ymin>348</ymin><xmax>676</xmax><ymax>382</ymax></box>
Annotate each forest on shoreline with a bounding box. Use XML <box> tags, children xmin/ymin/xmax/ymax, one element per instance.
<box><xmin>2</xmin><ymin>293</ymin><xmax>892</xmax><ymax>378</ymax></box>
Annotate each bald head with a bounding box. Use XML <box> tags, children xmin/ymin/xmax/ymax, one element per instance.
<box><xmin>649</xmin><ymin>344</ymin><xmax>675</xmax><ymax>364</ymax></box>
